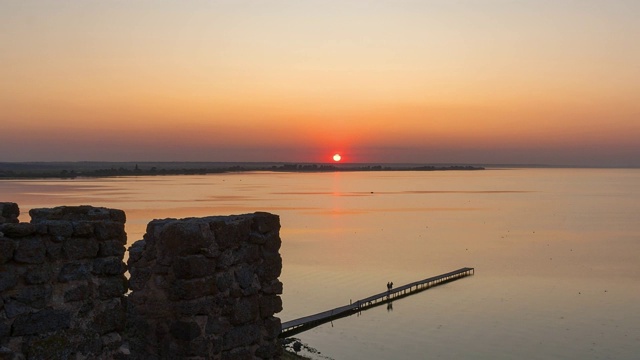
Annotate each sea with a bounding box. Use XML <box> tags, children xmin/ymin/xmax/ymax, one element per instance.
<box><xmin>1</xmin><ymin>168</ymin><xmax>639</xmax><ymax>359</ymax></box>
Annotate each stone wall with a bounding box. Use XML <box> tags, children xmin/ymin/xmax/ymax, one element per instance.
<box><xmin>0</xmin><ymin>204</ymin><xmax>128</xmax><ymax>359</ymax></box>
<box><xmin>0</xmin><ymin>203</ymin><xmax>283</xmax><ymax>360</ymax></box>
<box><xmin>127</xmin><ymin>213</ymin><xmax>283</xmax><ymax>359</ymax></box>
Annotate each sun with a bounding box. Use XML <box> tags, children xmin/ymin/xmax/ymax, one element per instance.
<box><xmin>332</xmin><ymin>153</ymin><xmax>342</xmax><ymax>162</ymax></box>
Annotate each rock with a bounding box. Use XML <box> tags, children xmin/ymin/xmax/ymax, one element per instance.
<box><xmin>11</xmin><ymin>309</ymin><xmax>71</xmax><ymax>336</ymax></box>
<box><xmin>0</xmin><ymin>223</ymin><xmax>36</xmax><ymax>238</ymax></box>
<box><xmin>13</xmin><ymin>237</ymin><xmax>46</xmax><ymax>264</ymax></box>
<box><xmin>0</xmin><ymin>237</ymin><xmax>16</xmax><ymax>263</ymax></box>
<box><xmin>63</xmin><ymin>237</ymin><xmax>99</xmax><ymax>260</ymax></box>
<box><xmin>0</xmin><ymin>202</ymin><xmax>19</xmax><ymax>224</ymax></box>
<box><xmin>170</xmin><ymin>320</ymin><xmax>201</xmax><ymax>341</ymax></box>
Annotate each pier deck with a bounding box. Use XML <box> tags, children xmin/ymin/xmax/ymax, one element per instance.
<box><xmin>280</xmin><ymin>267</ymin><xmax>474</xmax><ymax>337</ymax></box>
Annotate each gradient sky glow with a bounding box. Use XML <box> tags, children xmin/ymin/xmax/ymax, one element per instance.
<box><xmin>2</xmin><ymin>1</ymin><xmax>639</xmax><ymax>166</ymax></box>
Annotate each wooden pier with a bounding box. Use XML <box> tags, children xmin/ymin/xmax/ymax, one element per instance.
<box><xmin>280</xmin><ymin>267</ymin><xmax>474</xmax><ymax>337</ymax></box>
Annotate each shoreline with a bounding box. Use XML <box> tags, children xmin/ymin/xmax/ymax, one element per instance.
<box><xmin>0</xmin><ymin>161</ymin><xmax>484</xmax><ymax>179</ymax></box>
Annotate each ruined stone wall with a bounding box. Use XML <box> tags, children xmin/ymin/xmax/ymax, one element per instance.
<box><xmin>0</xmin><ymin>203</ymin><xmax>128</xmax><ymax>359</ymax></box>
<box><xmin>127</xmin><ymin>213</ymin><xmax>283</xmax><ymax>359</ymax></box>
<box><xmin>0</xmin><ymin>202</ymin><xmax>283</xmax><ymax>360</ymax></box>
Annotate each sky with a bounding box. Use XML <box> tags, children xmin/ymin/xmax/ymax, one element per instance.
<box><xmin>1</xmin><ymin>0</ymin><xmax>639</xmax><ymax>166</ymax></box>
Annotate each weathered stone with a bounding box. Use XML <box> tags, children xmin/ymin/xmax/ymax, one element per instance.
<box><xmin>63</xmin><ymin>237</ymin><xmax>99</xmax><ymax>259</ymax></box>
<box><xmin>0</xmin><ymin>323</ymin><xmax>10</xmax><ymax>339</ymax></box>
<box><xmin>25</xmin><ymin>333</ymin><xmax>75</xmax><ymax>360</ymax></box>
<box><xmin>93</xmin><ymin>257</ymin><xmax>125</xmax><ymax>276</ymax></box>
<box><xmin>176</xmin><ymin>297</ymin><xmax>216</xmax><ymax>317</ymax></box>
<box><xmin>216</xmin><ymin>272</ymin><xmax>234</xmax><ymax>292</ymax></box>
<box><xmin>13</xmin><ymin>237</ymin><xmax>45</xmax><ymax>264</ymax></box>
<box><xmin>64</xmin><ymin>284</ymin><xmax>89</xmax><ymax>302</ymax></box>
<box><xmin>231</xmin><ymin>296</ymin><xmax>259</xmax><ymax>325</ymax></box>
<box><xmin>72</xmin><ymin>221</ymin><xmax>94</xmax><ymax>237</ymax></box>
<box><xmin>259</xmin><ymin>295</ymin><xmax>283</xmax><ymax>317</ymax></box>
<box><xmin>98</xmin><ymin>276</ymin><xmax>126</xmax><ymax>299</ymax></box>
<box><xmin>24</xmin><ymin>264</ymin><xmax>52</xmax><ymax>284</ymax></box>
<box><xmin>172</xmin><ymin>255</ymin><xmax>215</xmax><ymax>279</ymax></box>
<box><xmin>222</xmin><ymin>324</ymin><xmax>260</xmax><ymax>350</ymax></box>
<box><xmin>261</xmin><ymin>280</ymin><xmax>283</xmax><ymax>295</ymax></box>
<box><xmin>234</xmin><ymin>245</ymin><xmax>261</xmax><ymax>264</ymax></box>
<box><xmin>257</xmin><ymin>254</ymin><xmax>282</xmax><ymax>281</ymax></box>
<box><xmin>12</xmin><ymin>285</ymin><xmax>52</xmax><ymax>309</ymax></box>
<box><xmin>255</xmin><ymin>342</ymin><xmax>282</xmax><ymax>359</ymax></box>
<box><xmin>43</xmin><ymin>220</ymin><xmax>74</xmax><ymax>237</ymax></box>
<box><xmin>210</xmin><ymin>219</ymin><xmax>251</xmax><ymax>250</ymax></box>
<box><xmin>221</xmin><ymin>347</ymin><xmax>253</xmax><ymax>360</ymax></box>
<box><xmin>205</xmin><ymin>316</ymin><xmax>231</xmax><ymax>336</ymax></box>
<box><xmin>94</xmin><ymin>305</ymin><xmax>125</xmax><ymax>335</ymax></box>
<box><xmin>157</xmin><ymin>220</ymin><xmax>215</xmax><ymax>258</ymax></box>
<box><xmin>0</xmin><ymin>223</ymin><xmax>35</xmax><ymax>238</ymax></box>
<box><xmin>44</xmin><ymin>238</ymin><xmax>63</xmax><ymax>258</ymax></box>
<box><xmin>0</xmin><ymin>237</ymin><xmax>16</xmax><ymax>263</ymax></box>
<box><xmin>30</xmin><ymin>205</ymin><xmax>119</xmax><ymax>222</ymax></box>
<box><xmin>4</xmin><ymin>299</ymin><xmax>32</xmax><ymax>318</ymax></box>
<box><xmin>95</xmin><ymin>221</ymin><xmax>126</xmax><ymax>242</ymax></box>
<box><xmin>234</xmin><ymin>265</ymin><xmax>257</xmax><ymax>290</ymax></box>
<box><xmin>0</xmin><ymin>202</ymin><xmax>19</xmax><ymax>224</ymax></box>
<box><xmin>251</xmin><ymin>212</ymin><xmax>280</xmax><ymax>234</ymax></box>
<box><xmin>11</xmin><ymin>309</ymin><xmax>71</xmax><ymax>336</ymax></box>
<box><xmin>58</xmin><ymin>262</ymin><xmax>91</xmax><ymax>282</ymax></box>
<box><xmin>99</xmin><ymin>240</ymin><xmax>126</xmax><ymax>257</ymax></box>
<box><xmin>171</xmin><ymin>276</ymin><xmax>217</xmax><ymax>301</ymax></box>
<box><xmin>170</xmin><ymin>320</ymin><xmax>201</xmax><ymax>341</ymax></box>
<box><xmin>127</xmin><ymin>240</ymin><xmax>146</xmax><ymax>263</ymax></box>
<box><xmin>263</xmin><ymin>316</ymin><xmax>282</xmax><ymax>339</ymax></box>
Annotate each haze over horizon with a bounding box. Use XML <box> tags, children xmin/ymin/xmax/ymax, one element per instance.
<box><xmin>2</xmin><ymin>1</ymin><xmax>639</xmax><ymax>167</ymax></box>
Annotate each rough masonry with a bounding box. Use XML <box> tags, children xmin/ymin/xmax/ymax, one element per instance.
<box><xmin>0</xmin><ymin>202</ymin><xmax>283</xmax><ymax>359</ymax></box>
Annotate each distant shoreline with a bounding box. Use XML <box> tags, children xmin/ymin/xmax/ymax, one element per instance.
<box><xmin>0</xmin><ymin>161</ymin><xmax>484</xmax><ymax>179</ymax></box>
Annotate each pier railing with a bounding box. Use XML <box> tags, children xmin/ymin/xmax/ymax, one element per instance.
<box><xmin>280</xmin><ymin>267</ymin><xmax>474</xmax><ymax>337</ymax></box>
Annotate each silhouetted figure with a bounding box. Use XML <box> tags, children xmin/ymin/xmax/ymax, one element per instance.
<box><xmin>387</xmin><ymin>302</ymin><xmax>394</xmax><ymax>312</ymax></box>
<box><xmin>390</xmin><ymin>282</ymin><xmax>393</xmax><ymax>290</ymax></box>
<box><xmin>386</xmin><ymin>282</ymin><xmax>391</xmax><ymax>291</ymax></box>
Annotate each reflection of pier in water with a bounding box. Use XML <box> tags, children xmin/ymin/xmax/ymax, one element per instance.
<box><xmin>280</xmin><ymin>267</ymin><xmax>475</xmax><ymax>337</ymax></box>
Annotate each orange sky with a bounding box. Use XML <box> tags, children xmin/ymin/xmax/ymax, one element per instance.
<box><xmin>1</xmin><ymin>1</ymin><xmax>639</xmax><ymax>166</ymax></box>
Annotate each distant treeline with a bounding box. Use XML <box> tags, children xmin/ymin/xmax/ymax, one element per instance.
<box><xmin>0</xmin><ymin>163</ymin><xmax>484</xmax><ymax>179</ymax></box>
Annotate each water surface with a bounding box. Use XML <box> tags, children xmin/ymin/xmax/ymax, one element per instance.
<box><xmin>1</xmin><ymin>169</ymin><xmax>638</xmax><ymax>359</ymax></box>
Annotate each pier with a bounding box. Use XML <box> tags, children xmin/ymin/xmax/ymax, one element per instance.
<box><xmin>280</xmin><ymin>267</ymin><xmax>475</xmax><ymax>337</ymax></box>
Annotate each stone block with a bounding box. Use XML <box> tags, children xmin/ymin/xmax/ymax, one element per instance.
<box><xmin>95</xmin><ymin>221</ymin><xmax>126</xmax><ymax>242</ymax></box>
<box><xmin>94</xmin><ymin>305</ymin><xmax>125</xmax><ymax>335</ymax></box>
<box><xmin>72</xmin><ymin>221</ymin><xmax>95</xmax><ymax>237</ymax></box>
<box><xmin>210</xmin><ymin>219</ymin><xmax>250</xmax><ymax>250</ymax></box>
<box><xmin>43</xmin><ymin>220</ymin><xmax>74</xmax><ymax>237</ymax></box>
<box><xmin>13</xmin><ymin>237</ymin><xmax>46</xmax><ymax>264</ymax></box>
<box><xmin>251</xmin><ymin>212</ymin><xmax>280</xmax><ymax>235</ymax></box>
<box><xmin>171</xmin><ymin>276</ymin><xmax>217</xmax><ymax>301</ymax></box>
<box><xmin>170</xmin><ymin>320</ymin><xmax>201</xmax><ymax>341</ymax></box>
<box><xmin>0</xmin><ymin>237</ymin><xmax>16</xmax><ymax>263</ymax></box>
<box><xmin>172</xmin><ymin>255</ymin><xmax>215</xmax><ymax>279</ymax></box>
<box><xmin>93</xmin><ymin>257</ymin><xmax>125</xmax><ymax>276</ymax></box>
<box><xmin>11</xmin><ymin>308</ymin><xmax>71</xmax><ymax>336</ymax></box>
<box><xmin>0</xmin><ymin>202</ymin><xmax>19</xmax><ymax>224</ymax></box>
<box><xmin>64</xmin><ymin>284</ymin><xmax>89</xmax><ymax>302</ymax></box>
<box><xmin>222</xmin><ymin>324</ymin><xmax>260</xmax><ymax>351</ymax></box>
<box><xmin>98</xmin><ymin>276</ymin><xmax>127</xmax><ymax>299</ymax></box>
<box><xmin>231</xmin><ymin>296</ymin><xmax>259</xmax><ymax>325</ymax></box>
<box><xmin>221</xmin><ymin>347</ymin><xmax>253</xmax><ymax>360</ymax></box>
<box><xmin>12</xmin><ymin>285</ymin><xmax>52</xmax><ymax>309</ymax></box>
<box><xmin>24</xmin><ymin>264</ymin><xmax>52</xmax><ymax>285</ymax></box>
<box><xmin>98</xmin><ymin>240</ymin><xmax>126</xmax><ymax>257</ymax></box>
<box><xmin>157</xmin><ymin>220</ymin><xmax>214</xmax><ymax>257</ymax></box>
<box><xmin>263</xmin><ymin>316</ymin><xmax>282</xmax><ymax>339</ymax></box>
<box><xmin>0</xmin><ymin>223</ymin><xmax>35</xmax><ymax>238</ymax></box>
<box><xmin>63</xmin><ymin>237</ymin><xmax>99</xmax><ymax>260</ymax></box>
<box><xmin>58</xmin><ymin>262</ymin><xmax>91</xmax><ymax>282</ymax></box>
<box><xmin>259</xmin><ymin>295</ymin><xmax>283</xmax><ymax>318</ymax></box>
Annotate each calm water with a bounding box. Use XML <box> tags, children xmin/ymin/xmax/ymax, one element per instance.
<box><xmin>2</xmin><ymin>169</ymin><xmax>639</xmax><ymax>359</ymax></box>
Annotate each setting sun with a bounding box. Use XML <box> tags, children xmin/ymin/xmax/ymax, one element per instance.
<box><xmin>333</xmin><ymin>154</ymin><xmax>342</xmax><ymax>162</ymax></box>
